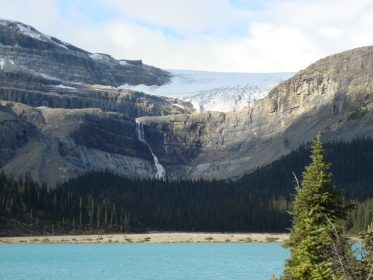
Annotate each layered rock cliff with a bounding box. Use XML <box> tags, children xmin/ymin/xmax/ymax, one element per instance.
<box><xmin>0</xmin><ymin>71</ymin><xmax>194</xmax><ymax>118</ymax></box>
<box><xmin>0</xmin><ymin>20</ymin><xmax>194</xmax><ymax>185</ymax></box>
<box><xmin>137</xmin><ymin>47</ymin><xmax>373</xmax><ymax>179</ymax></box>
<box><xmin>0</xmin><ymin>19</ymin><xmax>170</xmax><ymax>86</ymax></box>
<box><xmin>0</xmin><ymin>101</ymin><xmax>158</xmax><ymax>186</ymax></box>
<box><xmin>0</xmin><ymin>20</ymin><xmax>194</xmax><ymax>118</ymax></box>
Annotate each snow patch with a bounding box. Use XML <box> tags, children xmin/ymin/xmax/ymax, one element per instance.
<box><xmin>0</xmin><ymin>58</ymin><xmax>16</xmax><ymax>71</ymax></box>
<box><xmin>38</xmin><ymin>73</ymin><xmax>61</xmax><ymax>81</ymax></box>
<box><xmin>37</xmin><ymin>106</ymin><xmax>52</xmax><ymax>110</ymax></box>
<box><xmin>89</xmin><ymin>84</ymin><xmax>115</xmax><ymax>90</ymax></box>
<box><xmin>44</xmin><ymin>35</ymin><xmax>68</xmax><ymax>50</ymax></box>
<box><xmin>89</xmin><ymin>53</ymin><xmax>112</xmax><ymax>61</ymax></box>
<box><xmin>54</xmin><ymin>84</ymin><xmax>76</xmax><ymax>90</ymax></box>
<box><xmin>90</xmin><ymin>53</ymin><xmax>105</xmax><ymax>60</ymax></box>
<box><xmin>119</xmin><ymin>84</ymin><xmax>159</xmax><ymax>92</ymax></box>
<box><xmin>0</xmin><ymin>19</ymin><xmax>8</xmax><ymax>26</ymax></box>
<box><xmin>172</xmin><ymin>103</ymin><xmax>185</xmax><ymax>110</ymax></box>
<box><xmin>17</xmin><ymin>23</ymin><xmax>43</xmax><ymax>40</ymax></box>
<box><xmin>14</xmin><ymin>22</ymin><xmax>69</xmax><ymax>50</ymax></box>
<box><xmin>119</xmin><ymin>60</ymin><xmax>128</xmax><ymax>65</ymax></box>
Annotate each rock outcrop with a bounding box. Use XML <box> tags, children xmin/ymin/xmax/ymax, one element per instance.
<box><xmin>0</xmin><ymin>102</ymin><xmax>158</xmax><ymax>186</ymax></box>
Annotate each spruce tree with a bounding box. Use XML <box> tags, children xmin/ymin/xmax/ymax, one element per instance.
<box><xmin>282</xmin><ymin>134</ymin><xmax>350</xmax><ymax>279</ymax></box>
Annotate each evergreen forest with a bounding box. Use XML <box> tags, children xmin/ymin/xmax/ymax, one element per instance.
<box><xmin>0</xmin><ymin>138</ymin><xmax>372</xmax><ymax>235</ymax></box>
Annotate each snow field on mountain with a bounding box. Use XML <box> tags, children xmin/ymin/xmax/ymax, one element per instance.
<box><xmin>120</xmin><ymin>70</ymin><xmax>294</xmax><ymax>112</ymax></box>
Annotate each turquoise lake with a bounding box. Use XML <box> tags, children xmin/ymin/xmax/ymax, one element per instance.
<box><xmin>0</xmin><ymin>243</ymin><xmax>289</xmax><ymax>279</ymax></box>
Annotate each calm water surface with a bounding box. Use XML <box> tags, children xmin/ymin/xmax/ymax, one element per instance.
<box><xmin>0</xmin><ymin>243</ymin><xmax>289</xmax><ymax>280</ymax></box>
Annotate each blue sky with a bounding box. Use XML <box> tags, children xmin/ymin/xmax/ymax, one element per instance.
<box><xmin>1</xmin><ymin>0</ymin><xmax>373</xmax><ymax>72</ymax></box>
<box><xmin>56</xmin><ymin>0</ymin><xmax>119</xmax><ymax>23</ymax></box>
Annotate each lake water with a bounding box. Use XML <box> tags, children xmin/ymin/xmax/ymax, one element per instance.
<box><xmin>0</xmin><ymin>243</ymin><xmax>289</xmax><ymax>279</ymax></box>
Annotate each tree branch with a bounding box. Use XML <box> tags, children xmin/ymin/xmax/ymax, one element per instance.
<box><xmin>367</xmin><ymin>263</ymin><xmax>373</xmax><ymax>280</ymax></box>
<box><xmin>292</xmin><ymin>172</ymin><xmax>300</xmax><ymax>189</ymax></box>
<box><xmin>325</xmin><ymin>215</ymin><xmax>354</xmax><ymax>280</ymax></box>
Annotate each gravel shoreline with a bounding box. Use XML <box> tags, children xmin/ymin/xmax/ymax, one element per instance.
<box><xmin>0</xmin><ymin>232</ymin><xmax>289</xmax><ymax>244</ymax></box>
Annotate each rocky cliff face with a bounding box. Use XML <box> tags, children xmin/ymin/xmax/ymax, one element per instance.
<box><xmin>0</xmin><ymin>20</ymin><xmax>194</xmax><ymax>118</ymax></box>
<box><xmin>0</xmin><ymin>101</ymin><xmax>159</xmax><ymax>186</ymax></box>
<box><xmin>0</xmin><ymin>20</ymin><xmax>170</xmax><ymax>86</ymax></box>
<box><xmin>0</xmin><ymin>20</ymin><xmax>195</xmax><ymax>185</ymax></box>
<box><xmin>0</xmin><ymin>71</ymin><xmax>194</xmax><ymax>118</ymax></box>
<box><xmin>0</xmin><ymin>19</ymin><xmax>372</xmax><ymax>185</ymax></box>
<box><xmin>137</xmin><ymin>47</ymin><xmax>373</xmax><ymax>179</ymax></box>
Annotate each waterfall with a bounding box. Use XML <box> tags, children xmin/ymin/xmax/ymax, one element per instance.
<box><xmin>136</xmin><ymin>120</ymin><xmax>166</xmax><ymax>180</ymax></box>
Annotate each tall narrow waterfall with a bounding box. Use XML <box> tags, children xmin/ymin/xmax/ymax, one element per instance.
<box><xmin>136</xmin><ymin>120</ymin><xmax>166</xmax><ymax>180</ymax></box>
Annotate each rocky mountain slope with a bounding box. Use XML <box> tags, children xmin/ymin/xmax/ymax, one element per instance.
<box><xmin>0</xmin><ymin>19</ymin><xmax>194</xmax><ymax>118</ymax></box>
<box><xmin>137</xmin><ymin>47</ymin><xmax>373</xmax><ymax>179</ymax></box>
<box><xmin>0</xmin><ymin>19</ymin><xmax>170</xmax><ymax>86</ymax></box>
<box><xmin>0</xmin><ymin>19</ymin><xmax>372</xmax><ymax>185</ymax></box>
<box><xmin>0</xmin><ymin>102</ymin><xmax>158</xmax><ymax>186</ymax></box>
<box><xmin>0</xmin><ymin>20</ymin><xmax>194</xmax><ymax>185</ymax></box>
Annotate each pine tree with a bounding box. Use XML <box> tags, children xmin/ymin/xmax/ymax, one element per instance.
<box><xmin>282</xmin><ymin>134</ymin><xmax>350</xmax><ymax>279</ymax></box>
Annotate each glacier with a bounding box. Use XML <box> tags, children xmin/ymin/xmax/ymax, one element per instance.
<box><xmin>119</xmin><ymin>70</ymin><xmax>294</xmax><ymax>112</ymax></box>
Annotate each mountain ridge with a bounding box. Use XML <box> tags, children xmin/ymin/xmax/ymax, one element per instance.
<box><xmin>0</xmin><ymin>20</ymin><xmax>372</xmax><ymax>185</ymax></box>
<box><xmin>0</xmin><ymin>19</ymin><xmax>170</xmax><ymax>86</ymax></box>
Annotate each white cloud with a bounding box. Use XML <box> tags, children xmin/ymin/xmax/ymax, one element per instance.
<box><xmin>0</xmin><ymin>0</ymin><xmax>60</xmax><ymax>29</ymax></box>
<box><xmin>0</xmin><ymin>0</ymin><xmax>373</xmax><ymax>72</ymax></box>
<box><xmin>101</xmin><ymin>0</ymin><xmax>252</xmax><ymax>34</ymax></box>
<box><xmin>212</xmin><ymin>23</ymin><xmax>321</xmax><ymax>72</ymax></box>
<box><xmin>318</xmin><ymin>28</ymin><xmax>344</xmax><ymax>38</ymax></box>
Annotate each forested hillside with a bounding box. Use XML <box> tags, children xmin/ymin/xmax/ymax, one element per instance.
<box><xmin>1</xmin><ymin>138</ymin><xmax>372</xmax><ymax>235</ymax></box>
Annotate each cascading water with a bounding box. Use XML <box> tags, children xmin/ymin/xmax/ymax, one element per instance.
<box><xmin>136</xmin><ymin>120</ymin><xmax>166</xmax><ymax>180</ymax></box>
